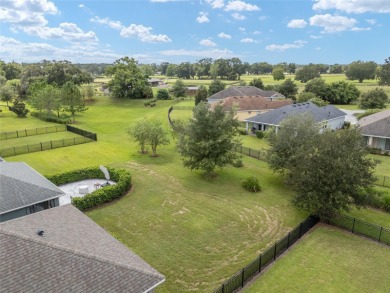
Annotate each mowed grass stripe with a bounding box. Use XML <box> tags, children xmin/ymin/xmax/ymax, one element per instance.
<box><xmin>243</xmin><ymin>225</ymin><xmax>390</xmax><ymax>293</ymax></box>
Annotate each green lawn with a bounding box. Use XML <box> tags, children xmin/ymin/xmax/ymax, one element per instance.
<box><xmin>243</xmin><ymin>225</ymin><xmax>390</xmax><ymax>293</ymax></box>
<box><xmin>346</xmin><ymin>207</ymin><xmax>390</xmax><ymax>228</ymax></box>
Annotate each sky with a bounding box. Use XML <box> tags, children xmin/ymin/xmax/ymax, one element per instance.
<box><xmin>1</xmin><ymin>0</ymin><xmax>390</xmax><ymax>65</ymax></box>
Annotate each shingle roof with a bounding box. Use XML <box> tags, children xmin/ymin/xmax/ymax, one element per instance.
<box><xmin>0</xmin><ymin>162</ymin><xmax>64</xmax><ymax>214</ymax></box>
<box><xmin>0</xmin><ymin>204</ymin><xmax>165</xmax><ymax>292</ymax></box>
<box><xmin>245</xmin><ymin>102</ymin><xmax>346</xmax><ymax>125</ymax></box>
<box><xmin>212</xmin><ymin>95</ymin><xmax>293</xmax><ymax>111</ymax></box>
<box><xmin>208</xmin><ymin>86</ymin><xmax>284</xmax><ymax>101</ymax></box>
<box><xmin>357</xmin><ymin>109</ymin><xmax>390</xmax><ymax>138</ymax></box>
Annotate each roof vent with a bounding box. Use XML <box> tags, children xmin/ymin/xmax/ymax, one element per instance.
<box><xmin>37</xmin><ymin>230</ymin><xmax>44</xmax><ymax>237</ymax></box>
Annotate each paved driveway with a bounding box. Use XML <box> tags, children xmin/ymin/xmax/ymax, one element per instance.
<box><xmin>339</xmin><ymin>109</ymin><xmax>365</xmax><ymax>125</ymax></box>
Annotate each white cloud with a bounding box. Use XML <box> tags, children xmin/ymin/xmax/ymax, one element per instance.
<box><xmin>366</xmin><ymin>19</ymin><xmax>376</xmax><ymax>25</ymax></box>
<box><xmin>196</xmin><ymin>12</ymin><xmax>210</xmax><ymax>23</ymax></box>
<box><xmin>0</xmin><ymin>35</ymin><xmax>121</xmax><ymax>63</ymax></box>
<box><xmin>258</xmin><ymin>16</ymin><xmax>268</xmax><ymax>21</ymax></box>
<box><xmin>351</xmin><ymin>27</ymin><xmax>371</xmax><ymax>31</ymax></box>
<box><xmin>218</xmin><ymin>32</ymin><xmax>232</xmax><ymax>39</ymax></box>
<box><xmin>253</xmin><ymin>30</ymin><xmax>261</xmax><ymax>35</ymax></box>
<box><xmin>225</xmin><ymin>1</ymin><xmax>260</xmax><ymax>12</ymax></box>
<box><xmin>240</xmin><ymin>38</ymin><xmax>255</xmax><ymax>43</ymax></box>
<box><xmin>120</xmin><ymin>24</ymin><xmax>171</xmax><ymax>43</ymax></box>
<box><xmin>200</xmin><ymin>39</ymin><xmax>217</xmax><ymax>46</ymax></box>
<box><xmin>0</xmin><ymin>0</ymin><xmax>58</xmax><ymax>27</ymax></box>
<box><xmin>90</xmin><ymin>16</ymin><xmax>123</xmax><ymax>30</ymax></box>
<box><xmin>78</xmin><ymin>4</ymin><xmax>84</xmax><ymax>8</ymax></box>
<box><xmin>239</xmin><ymin>27</ymin><xmax>245</xmax><ymax>31</ymax></box>
<box><xmin>19</xmin><ymin>22</ymin><xmax>98</xmax><ymax>42</ymax></box>
<box><xmin>315</xmin><ymin>47</ymin><xmax>321</xmax><ymax>50</ymax></box>
<box><xmin>310</xmin><ymin>35</ymin><xmax>323</xmax><ymax>39</ymax></box>
<box><xmin>266</xmin><ymin>40</ymin><xmax>307</xmax><ymax>51</ymax></box>
<box><xmin>313</xmin><ymin>0</ymin><xmax>390</xmax><ymax>14</ymax></box>
<box><xmin>309</xmin><ymin>14</ymin><xmax>358</xmax><ymax>33</ymax></box>
<box><xmin>287</xmin><ymin>19</ymin><xmax>307</xmax><ymax>28</ymax></box>
<box><xmin>231</xmin><ymin>12</ymin><xmax>246</xmax><ymax>20</ymax></box>
<box><xmin>160</xmin><ymin>48</ymin><xmax>235</xmax><ymax>59</ymax></box>
<box><xmin>205</xmin><ymin>0</ymin><xmax>225</xmax><ymax>9</ymax></box>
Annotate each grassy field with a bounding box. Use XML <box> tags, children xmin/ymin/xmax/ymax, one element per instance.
<box><xmin>243</xmin><ymin>225</ymin><xmax>390</xmax><ymax>293</ymax></box>
<box><xmin>346</xmin><ymin>207</ymin><xmax>390</xmax><ymax>228</ymax></box>
<box><xmin>0</xmin><ymin>96</ymin><xmax>307</xmax><ymax>292</ymax></box>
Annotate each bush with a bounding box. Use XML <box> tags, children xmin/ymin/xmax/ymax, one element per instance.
<box><xmin>383</xmin><ymin>195</ymin><xmax>390</xmax><ymax>212</ymax></box>
<box><xmin>242</xmin><ymin>176</ymin><xmax>261</xmax><ymax>192</ymax></box>
<box><xmin>255</xmin><ymin>130</ymin><xmax>265</xmax><ymax>139</ymax></box>
<box><xmin>238</xmin><ymin>127</ymin><xmax>247</xmax><ymax>135</ymax></box>
<box><xmin>30</xmin><ymin>111</ymin><xmax>71</xmax><ymax>124</ymax></box>
<box><xmin>232</xmin><ymin>159</ymin><xmax>243</xmax><ymax>168</ymax></box>
<box><xmin>356</xmin><ymin>109</ymin><xmax>382</xmax><ymax>120</ymax></box>
<box><xmin>156</xmin><ymin>89</ymin><xmax>171</xmax><ymax>100</ymax></box>
<box><xmin>46</xmin><ymin>167</ymin><xmax>132</xmax><ymax>211</ymax></box>
<box><xmin>343</xmin><ymin>121</ymin><xmax>351</xmax><ymax>129</ymax></box>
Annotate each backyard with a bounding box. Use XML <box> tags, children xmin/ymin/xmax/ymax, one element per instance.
<box><xmin>0</xmin><ymin>91</ymin><xmax>389</xmax><ymax>292</ymax></box>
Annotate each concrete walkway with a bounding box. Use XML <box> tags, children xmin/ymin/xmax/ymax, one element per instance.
<box><xmin>339</xmin><ymin>109</ymin><xmax>365</xmax><ymax>125</ymax></box>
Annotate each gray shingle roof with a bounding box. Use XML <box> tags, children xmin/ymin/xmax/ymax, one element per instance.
<box><xmin>245</xmin><ymin>102</ymin><xmax>346</xmax><ymax>125</ymax></box>
<box><xmin>208</xmin><ymin>86</ymin><xmax>283</xmax><ymax>101</ymax></box>
<box><xmin>0</xmin><ymin>204</ymin><xmax>165</xmax><ymax>292</ymax></box>
<box><xmin>0</xmin><ymin>162</ymin><xmax>64</xmax><ymax>214</ymax></box>
<box><xmin>357</xmin><ymin>109</ymin><xmax>390</xmax><ymax>138</ymax></box>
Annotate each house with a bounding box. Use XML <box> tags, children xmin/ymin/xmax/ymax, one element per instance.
<box><xmin>207</xmin><ymin>86</ymin><xmax>285</xmax><ymax>104</ymax></box>
<box><xmin>0</xmin><ymin>162</ymin><xmax>64</xmax><ymax>222</ymax></box>
<box><xmin>148</xmin><ymin>78</ymin><xmax>162</xmax><ymax>87</ymax></box>
<box><xmin>245</xmin><ymin>102</ymin><xmax>346</xmax><ymax>133</ymax></box>
<box><xmin>0</xmin><ymin>204</ymin><xmax>165</xmax><ymax>292</ymax></box>
<box><xmin>185</xmin><ymin>86</ymin><xmax>199</xmax><ymax>96</ymax></box>
<box><xmin>212</xmin><ymin>95</ymin><xmax>293</xmax><ymax>121</ymax></box>
<box><xmin>357</xmin><ymin>109</ymin><xmax>390</xmax><ymax>151</ymax></box>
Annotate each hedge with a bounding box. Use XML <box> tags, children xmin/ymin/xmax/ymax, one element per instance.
<box><xmin>46</xmin><ymin>167</ymin><xmax>132</xmax><ymax>211</ymax></box>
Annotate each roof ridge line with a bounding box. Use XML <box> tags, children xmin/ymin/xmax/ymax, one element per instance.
<box><xmin>0</xmin><ymin>229</ymin><xmax>164</xmax><ymax>280</ymax></box>
<box><xmin>1</xmin><ymin>173</ymin><xmax>64</xmax><ymax>194</ymax></box>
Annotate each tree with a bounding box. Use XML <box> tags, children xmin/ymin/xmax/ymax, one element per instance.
<box><xmin>128</xmin><ymin>119</ymin><xmax>150</xmax><ymax>153</ymax></box>
<box><xmin>28</xmin><ymin>82</ymin><xmax>62</xmax><ymax>116</ymax></box>
<box><xmin>377</xmin><ymin>57</ymin><xmax>390</xmax><ymax>86</ymax></box>
<box><xmin>195</xmin><ymin>58</ymin><xmax>212</xmax><ymax>79</ymax></box>
<box><xmin>291</xmin><ymin>128</ymin><xmax>376</xmax><ymax>218</ymax></box>
<box><xmin>303</xmin><ymin>78</ymin><xmax>329</xmax><ymax>101</ymax></box>
<box><xmin>297</xmin><ymin>92</ymin><xmax>317</xmax><ymax>103</ymax></box>
<box><xmin>155</xmin><ymin>89</ymin><xmax>171</xmax><ymax>100</ymax></box>
<box><xmin>249</xmin><ymin>77</ymin><xmax>264</xmax><ymax>89</ymax></box>
<box><xmin>3</xmin><ymin>62</ymin><xmax>22</xmax><ymax>80</ymax></box>
<box><xmin>176</xmin><ymin>62</ymin><xmax>194</xmax><ymax>79</ymax></box>
<box><xmin>171</xmin><ymin>79</ymin><xmax>186</xmax><ymax>98</ymax></box>
<box><xmin>147</xmin><ymin>120</ymin><xmax>170</xmax><ymax>157</ymax></box>
<box><xmin>84</xmin><ymin>86</ymin><xmax>95</xmax><ymax>102</ymax></box>
<box><xmin>208</xmin><ymin>80</ymin><xmax>225</xmax><ymax>96</ymax></box>
<box><xmin>308</xmin><ymin>96</ymin><xmax>329</xmax><ymax>107</ymax></box>
<box><xmin>268</xmin><ymin>114</ymin><xmax>377</xmax><ymax>218</ymax></box>
<box><xmin>195</xmin><ymin>85</ymin><xmax>208</xmax><ymax>105</ymax></box>
<box><xmin>346</xmin><ymin>60</ymin><xmax>377</xmax><ymax>83</ymax></box>
<box><xmin>61</xmin><ymin>81</ymin><xmax>87</xmax><ymax>123</ymax></box>
<box><xmin>166</xmin><ymin>64</ymin><xmax>177</xmax><ymax>78</ymax></box>
<box><xmin>106</xmin><ymin>57</ymin><xmax>152</xmax><ymax>99</ymax></box>
<box><xmin>276</xmin><ymin>78</ymin><xmax>298</xmax><ymax>100</ymax></box>
<box><xmin>250</xmin><ymin>62</ymin><xmax>273</xmax><ymax>74</ymax></box>
<box><xmin>177</xmin><ymin>102</ymin><xmax>241</xmax><ymax>178</ymax></box>
<box><xmin>9</xmin><ymin>99</ymin><xmax>29</xmax><ymax>118</ymax></box>
<box><xmin>0</xmin><ymin>84</ymin><xmax>14</xmax><ymax>106</ymax></box>
<box><xmin>46</xmin><ymin>61</ymin><xmax>93</xmax><ymax>86</ymax></box>
<box><xmin>329</xmin><ymin>64</ymin><xmax>343</xmax><ymax>74</ymax></box>
<box><xmin>327</xmin><ymin>81</ymin><xmax>360</xmax><ymax>104</ymax></box>
<box><xmin>272</xmin><ymin>67</ymin><xmax>285</xmax><ymax>81</ymax></box>
<box><xmin>287</xmin><ymin>63</ymin><xmax>296</xmax><ymax>74</ymax></box>
<box><xmin>359</xmin><ymin>88</ymin><xmax>389</xmax><ymax>109</ymax></box>
<box><xmin>295</xmin><ymin>65</ymin><xmax>320</xmax><ymax>83</ymax></box>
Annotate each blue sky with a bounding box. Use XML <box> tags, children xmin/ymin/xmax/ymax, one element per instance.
<box><xmin>1</xmin><ymin>0</ymin><xmax>389</xmax><ymax>64</ymax></box>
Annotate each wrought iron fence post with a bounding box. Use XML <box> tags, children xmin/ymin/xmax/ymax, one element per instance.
<box><xmin>299</xmin><ymin>222</ymin><xmax>303</xmax><ymax>237</ymax></box>
<box><xmin>259</xmin><ymin>254</ymin><xmax>262</xmax><ymax>272</ymax></box>
<box><xmin>352</xmin><ymin>218</ymin><xmax>356</xmax><ymax>233</ymax></box>
<box><xmin>222</xmin><ymin>283</ymin><xmax>224</xmax><ymax>293</ymax></box>
<box><xmin>241</xmin><ymin>269</ymin><xmax>244</xmax><ymax>288</ymax></box>
<box><xmin>287</xmin><ymin>232</ymin><xmax>290</xmax><ymax>248</ymax></box>
<box><xmin>379</xmin><ymin>227</ymin><xmax>383</xmax><ymax>243</ymax></box>
<box><xmin>273</xmin><ymin>243</ymin><xmax>277</xmax><ymax>260</ymax></box>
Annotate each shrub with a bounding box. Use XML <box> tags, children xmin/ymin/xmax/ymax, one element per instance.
<box><xmin>144</xmin><ymin>102</ymin><xmax>150</xmax><ymax>106</ymax></box>
<box><xmin>242</xmin><ymin>176</ymin><xmax>261</xmax><ymax>192</ymax></box>
<box><xmin>356</xmin><ymin>109</ymin><xmax>382</xmax><ymax>120</ymax></box>
<box><xmin>156</xmin><ymin>89</ymin><xmax>171</xmax><ymax>100</ymax></box>
<box><xmin>255</xmin><ymin>130</ymin><xmax>265</xmax><ymax>139</ymax></box>
<box><xmin>383</xmin><ymin>195</ymin><xmax>390</xmax><ymax>212</ymax></box>
<box><xmin>46</xmin><ymin>167</ymin><xmax>132</xmax><ymax>211</ymax></box>
<box><xmin>238</xmin><ymin>127</ymin><xmax>247</xmax><ymax>135</ymax></box>
<box><xmin>343</xmin><ymin>121</ymin><xmax>351</xmax><ymax>129</ymax></box>
<box><xmin>30</xmin><ymin>111</ymin><xmax>71</xmax><ymax>124</ymax></box>
<box><xmin>232</xmin><ymin>159</ymin><xmax>243</xmax><ymax>168</ymax></box>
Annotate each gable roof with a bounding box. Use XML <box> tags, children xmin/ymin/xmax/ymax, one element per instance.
<box><xmin>208</xmin><ymin>86</ymin><xmax>284</xmax><ymax>101</ymax></box>
<box><xmin>213</xmin><ymin>95</ymin><xmax>293</xmax><ymax>111</ymax></box>
<box><xmin>245</xmin><ymin>102</ymin><xmax>346</xmax><ymax>125</ymax></box>
<box><xmin>357</xmin><ymin>109</ymin><xmax>390</xmax><ymax>138</ymax></box>
<box><xmin>0</xmin><ymin>162</ymin><xmax>64</xmax><ymax>214</ymax></box>
<box><xmin>0</xmin><ymin>204</ymin><xmax>165</xmax><ymax>292</ymax></box>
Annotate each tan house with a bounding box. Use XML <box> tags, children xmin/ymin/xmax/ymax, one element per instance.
<box><xmin>357</xmin><ymin>109</ymin><xmax>390</xmax><ymax>152</ymax></box>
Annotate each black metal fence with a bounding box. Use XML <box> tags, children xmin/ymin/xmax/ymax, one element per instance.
<box><xmin>172</xmin><ymin>106</ymin><xmax>195</xmax><ymax>111</ymax></box>
<box><xmin>214</xmin><ymin>215</ymin><xmax>319</xmax><ymax>293</ymax></box>
<box><xmin>0</xmin><ymin>136</ymin><xmax>94</xmax><ymax>157</ymax></box>
<box><xmin>375</xmin><ymin>176</ymin><xmax>390</xmax><ymax>188</ymax></box>
<box><xmin>0</xmin><ymin>125</ymin><xmax>66</xmax><ymax>140</ymax></box>
<box><xmin>66</xmin><ymin>125</ymin><xmax>97</xmax><ymax>141</ymax></box>
<box><xmin>326</xmin><ymin>214</ymin><xmax>390</xmax><ymax>245</ymax></box>
<box><xmin>235</xmin><ymin>145</ymin><xmax>267</xmax><ymax>162</ymax></box>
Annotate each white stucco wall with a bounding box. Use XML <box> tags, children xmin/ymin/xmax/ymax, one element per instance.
<box><xmin>326</xmin><ymin>116</ymin><xmax>345</xmax><ymax>130</ymax></box>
